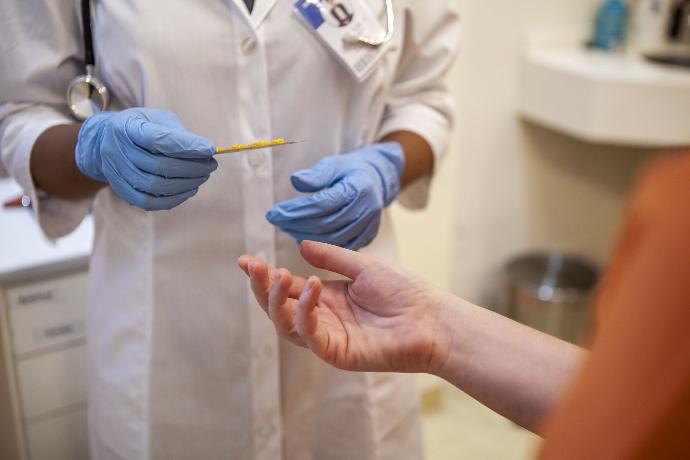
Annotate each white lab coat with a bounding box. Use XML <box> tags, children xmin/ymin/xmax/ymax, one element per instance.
<box><xmin>0</xmin><ymin>1</ymin><xmax>459</xmax><ymax>459</ymax></box>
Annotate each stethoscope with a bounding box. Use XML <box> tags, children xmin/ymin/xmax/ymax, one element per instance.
<box><xmin>344</xmin><ymin>0</ymin><xmax>395</xmax><ymax>47</ymax></box>
<box><xmin>66</xmin><ymin>0</ymin><xmax>394</xmax><ymax>121</ymax></box>
<box><xmin>66</xmin><ymin>0</ymin><xmax>109</xmax><ymax>121</ymax></box>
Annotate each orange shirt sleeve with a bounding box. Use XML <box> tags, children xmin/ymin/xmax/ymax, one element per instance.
<box><xmin>538</xmin><ymin>152</ymin><xmax>690</xmax><ymax>460</ymax></box>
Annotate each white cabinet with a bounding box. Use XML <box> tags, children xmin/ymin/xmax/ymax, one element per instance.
<box><xmin>0</xmin><ymin>178</ymin><xmax>92</xmax><ymax>460</ymax></box>
<box><xmin>0</xmin><ymin>271</ymin><xmax>90</xmax><ymax>460</ymax></box>
<box><xmin>7</xmin><ymin>274</ymin><xmax>88</xmax><ymax>355</ymax></box>
<box><xmin>25</xmin><ymin>409</ymin><xmax>89</xmax><ymax>460</ymax></box>
<box><xmin>17</xmin><ymin>346</ymin><xmax>88</xmax><ymax>419</ymax></box>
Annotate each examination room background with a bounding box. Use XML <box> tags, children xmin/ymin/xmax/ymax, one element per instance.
<box><xmin>392</xmin><ymin>0</ymin><xmax>655</xmax><ymax>305</ymax></box>
<box><xmin>391</xmin><ymin>2</ymin><xmax>659</xmax><ymax>456</ymax></box>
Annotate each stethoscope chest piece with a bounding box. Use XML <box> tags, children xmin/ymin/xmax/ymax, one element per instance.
<box><xmin>68</xmin><ymin>0</ymin><xmax>109</xmax><ymax>121</ymax></box>
<box><xmin>67</xmin><ymin>65</ymin><xmax>109</xmax><ymax>121</ymax></box>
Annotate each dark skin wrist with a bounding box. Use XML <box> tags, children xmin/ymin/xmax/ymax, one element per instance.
<box><xmin>30</xmin><ymin>123</ymin><xmax>104</xmax><ymax>199</ymax></box>
<box><xmin>381</xmin><ymin>130</ymin><xmax>434</xmax><ymax>188</ymax></box>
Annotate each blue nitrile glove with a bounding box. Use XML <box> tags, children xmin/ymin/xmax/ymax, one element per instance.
<box><xmin>266</xmin><ymin>142</ymin><xmax>404</xmax><ymax>250</ymax></box>
<box><xmin>75</xmin><ymin>108</ymin><xmax>217</xmax><ymax>211</ymax></box>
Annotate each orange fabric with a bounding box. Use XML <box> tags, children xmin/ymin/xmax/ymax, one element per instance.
<box><xmin>539</xmin><ymin>152</ymin><xmax>690</xmax><ymax>460</ymax></box>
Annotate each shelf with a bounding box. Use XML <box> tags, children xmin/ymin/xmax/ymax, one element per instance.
<box><xmin>518</xmin><ymin>46</ymin><xmax>690</xmax><ymax>147</ymax></box>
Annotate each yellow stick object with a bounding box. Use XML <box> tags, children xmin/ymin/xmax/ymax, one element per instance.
<box><xmin>215</xmin><ymin>138</ymin><xmax>299</xmax><ymax>154</ymax></box>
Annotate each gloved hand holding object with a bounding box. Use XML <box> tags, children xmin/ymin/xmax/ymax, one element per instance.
<box><xmin>266</xmin><ymin>142</ymin><xmax>404</xmax><ymax>250</ymax></box>
<box><xmin>75</xmin><ymin>108</ymin><xmax>217</xmax><ymax>211</ymax></box>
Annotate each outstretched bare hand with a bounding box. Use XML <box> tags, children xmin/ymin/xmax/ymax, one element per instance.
<box><xmin>238</xmin><ymin>241</ymin><xmax>453</xmax><ymax>374</ymax></box>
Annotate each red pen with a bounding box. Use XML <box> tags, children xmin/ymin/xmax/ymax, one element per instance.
<box><xmin>2</xmin><ymin>194</ymin><xmax>32</xmax><ymax>209</ymax></box>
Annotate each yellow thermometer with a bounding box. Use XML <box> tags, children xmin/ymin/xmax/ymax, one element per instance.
<box><xmin>215</xmin><ymin>138</ymin><xmax>301</xmax><ymax>155</ymax></box>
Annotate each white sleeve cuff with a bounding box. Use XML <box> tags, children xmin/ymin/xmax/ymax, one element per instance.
<box><xmin>1</xmin><ymin>104</ymin><xmax>93</xmax><ymax>239</ymax></box>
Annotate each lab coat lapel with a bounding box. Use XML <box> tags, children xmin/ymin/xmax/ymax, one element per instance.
<box><xmin>228</xmin><ymin>0</ymin><xmax>249</xmax><ymax>19</ymax></box>
<box><xmin>251</xmin><ymin>0</ymin><xmax>281</xmax><ymax>29</ymax></box>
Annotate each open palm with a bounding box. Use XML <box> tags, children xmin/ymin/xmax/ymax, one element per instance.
<box><xmin>238</xmin><ymin>241</ymin><xmax>451</xmax><ymax>374</ymax></box>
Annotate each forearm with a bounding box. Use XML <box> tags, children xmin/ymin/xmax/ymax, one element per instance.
<box><xmin>30</xmin><ymin>124</ymin><xmax>104</xmax><ymax>199</ymax></box>
<box><xmin>433</xmin><ymin>293</ymin><xmax>586</xmax><ymax>433</ymax></box>
<box><xmin>381</xmin><ymin>131</ymin><xmax>433</xmax><ymax>188</ymax></box>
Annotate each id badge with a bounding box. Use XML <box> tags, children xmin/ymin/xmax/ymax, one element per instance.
<box><xmin>294</xmin><ymin>0</ymin><xmax>391</xmax><ymax>82</ymax></box>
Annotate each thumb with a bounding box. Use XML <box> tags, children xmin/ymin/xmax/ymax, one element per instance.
<box><xmin>299</xmin><ymin>241</ymin><xmax>371</xmax><ymax>280</ymax></box>
<box><xmin>291</xmin><ymin>156</ymin><xmax>343</xmax><ymax>192</ymax></box>
<box><xmin>133</xmin><ymin>108</ymin><xmax>186</xmax><ymax>130</ymax></box>
<box><xmin>125</xmin><ymin>116</ymin><xmax>215</xmax><ymax>159</ymax></box>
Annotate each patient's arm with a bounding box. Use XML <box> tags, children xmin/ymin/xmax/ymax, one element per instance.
<box><xmin>435</xmin><ymin>291</ymin><xmax>584</xmax><ymax>432</ymax></box>
<box><xmin>238</xmin><ymin>241</ymin><xmax>585</xmax><ymax>432</ymax></box>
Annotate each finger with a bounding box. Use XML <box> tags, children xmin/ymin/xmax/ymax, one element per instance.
<box><xmin>342</xmin><ymin>213</ymin><xmax>380</xmax><ymax>251</ymax></box>
<box><xmin>265</xmin><ymin>196</ymin><xmax>367</xmax><ymax>235</ymax></box>
<box><xmin>290</xmin><ymin>155</ymin><xmax>347</xmax><ymax>192</ymax></box>
<box><xmin>299</xmin><ymin>241</ymin><xmax>371</xmax><ymax>280</ymax></box>
<box><xmin>105</xmin><ymin>150</ymin><xmax>210</xmax><ymax>197</ymax></box>
<box><xmin>104</xmin><ymin>161</ymin><xmax>198</xmax><ymax>210</ymax></box>
<box><xmin>272</xmin><ymin>211</ymin><xmax>376</xmax><ymax>247</ymax></box>
<box><xmin>248</xmin><ymin>259</ymin><xmax>271</xmax><ymax>311</ymax></box>
<box><xmin>288</xmin><ymin>274</ymin><xmax>309</xmax><ymax>299</ymax></box>
<box><xmin>237</xmin><ymin>255</ymin><xmax>251</xmax><ymax>276</ymax></box>
<box><xmin>239</xmin><ymin>255</ymin><xmax>308</xmax><ymax>299</ymax></box>
<box><xmin>268</xmin><ymin>269</ymin><xmax>298</xmax><ymax>336</ymax></box>
<box><xmin>129</xmin><ymin>150</ymin><xmax>218</xmax><ymax>179</ymax></box>
<box><xmin>265</xmin><ymin>182</ymin><xmax>355</xmax><ymax>223</ymax></box>
<box><xmin>296</xmin><ymin>277</ymin><xmax>328</xmax><ymax>353</ymax></box>
<box><xmin>125</xmin><ymin>117</ymin><xmax>215</xmax><ymax>159</ymax></box>
<box><xmin>133</xmin><ymin>108</ymin><xmax>186</xmax><ymax>129</ymax></box>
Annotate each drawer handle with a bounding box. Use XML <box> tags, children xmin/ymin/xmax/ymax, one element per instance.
<box><xmin>16</xmin><ymin>290</ymin><xmax>54</xmax><ymax>305</ymax></box>
<box><xmin>42</xmin><ymin>323</ymin><xmax>79</xmax><ymax>339</ymax></box>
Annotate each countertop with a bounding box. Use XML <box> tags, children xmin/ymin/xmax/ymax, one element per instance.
<box><xmin>0</xmin><ymin>179</ymin><xmax>93</xmax><ymax>286</ymax></box>
<box><xmin>518</xmin><ymin>46</ymin><xmax>690</xmax><ymax>147</ymax></box>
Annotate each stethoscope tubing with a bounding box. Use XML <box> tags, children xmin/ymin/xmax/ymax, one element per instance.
<box><xmin>346</xmin><ymin>0</ymin><xmax>395</xmax><ymax>46</ymax></box>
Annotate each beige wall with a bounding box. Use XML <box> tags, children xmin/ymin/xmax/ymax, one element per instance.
<box><xmin>391</xmin><ymin>0</ymin><xmax>658</xmax><ymax>310</ymax></box>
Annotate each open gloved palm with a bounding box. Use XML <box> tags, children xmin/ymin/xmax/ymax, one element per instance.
<box><xmin>237</xmin><ymin>241</ymin><xmax>453</xmax><ymax>374</ymax></box>
<box><xmin>265</xmin><ymin>143</ymin><xmax>404</xmax><ymax>251</ymax></box>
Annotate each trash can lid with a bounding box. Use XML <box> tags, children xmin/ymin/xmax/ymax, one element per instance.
<box><xmin>506</xmin><ymin>252</ymin><xmax>599</xmax><ymax>302</ymax></box>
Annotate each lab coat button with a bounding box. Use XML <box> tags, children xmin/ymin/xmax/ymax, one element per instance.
<box><xmin>242</xmin><ymin>37</ymin><xmax>257</xmax><ymax>53</ymax></box>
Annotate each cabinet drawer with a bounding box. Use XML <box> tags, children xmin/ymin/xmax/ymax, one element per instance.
<box><xmin>26</xmin><ymin>409</ymin><xmax>89</xmax><ymax>460</ymax></box>
<box><xmin>17</xmin><ymin>345</ymin><xmax>88</xmax><ymax>419</ymax></box>
<box><xmin>7</xmin><ymin>272</ymin><xmax>88</xmax><ymax>355</ymax></box>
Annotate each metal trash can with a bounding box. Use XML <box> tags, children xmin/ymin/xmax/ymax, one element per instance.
<box><xmin>505</xmin><ymin>253</ymin><xmax>599</xmax><ymax>344</ymax></box>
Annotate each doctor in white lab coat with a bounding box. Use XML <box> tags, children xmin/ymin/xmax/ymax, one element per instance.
<box><xmin>0</xmin><ymin>1</ymin><xmax>459</xmax><ymax>459</ymax></box>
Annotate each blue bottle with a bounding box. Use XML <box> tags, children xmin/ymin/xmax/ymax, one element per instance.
<box><xmin>592</xmin><ymin>0</ymin><xmax>630</xmax><ymax>51</ymax></box>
